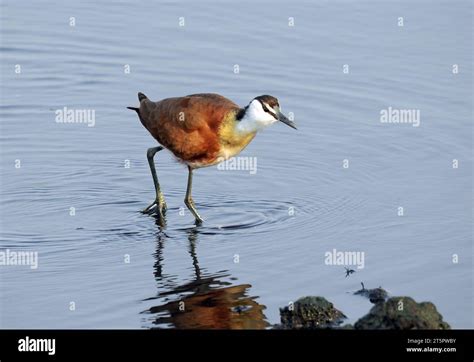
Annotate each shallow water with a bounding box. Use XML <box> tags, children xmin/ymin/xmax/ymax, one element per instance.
<box><xmin>0</xmin><ymin>0</ymin><xmax>472</xmax><ymax>328</ymax></box>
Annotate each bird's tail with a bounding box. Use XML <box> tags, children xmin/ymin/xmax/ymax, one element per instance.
<box><xmin>138</xmin><ymin>92</ymin><xmax>147</xmax><ymax>101</ymax></box>
<box><xmin>127</xmin><ymin>92</ymin><xmax>148</xmax><ymax>114</ymax></box>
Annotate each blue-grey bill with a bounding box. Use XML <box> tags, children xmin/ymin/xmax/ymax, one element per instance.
<box><xmin>278</xmin><ymin>111</ymin><xmax>297</xmax><ymax>129</ymax></box>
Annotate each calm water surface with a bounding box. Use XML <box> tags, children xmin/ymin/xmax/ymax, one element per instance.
<box><xmin>0</xmin><ymin>0</ymin><xmax>472</xmax><ymax>328</ymax></box>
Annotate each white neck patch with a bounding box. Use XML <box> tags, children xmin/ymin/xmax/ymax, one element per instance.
<box><xmin>236</xmin><ymin>99</ymin><xmax>277</xmax><ymax>134</ymax></box>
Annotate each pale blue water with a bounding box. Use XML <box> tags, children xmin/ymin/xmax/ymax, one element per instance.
<box><xmin>0</xmin><ymin>0</ymin><xmax>472</xmax><ymax>328</ymax></box>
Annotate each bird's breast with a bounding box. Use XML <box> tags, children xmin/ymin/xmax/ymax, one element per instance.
<box><xmin>186</xmin><ymin>117</ymin><xmax>256</xmax><ymax>169</ymax></box>
<box><xmin>216</xmin><ymin>115</ymin><xmax>256</xmax><ymax>160</ymax></box>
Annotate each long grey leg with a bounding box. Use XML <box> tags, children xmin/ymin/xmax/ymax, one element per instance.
<box><xmin>184</xmin><ymin>166</ymin><xmax>203</xmax><ymax>225</ymax></box>
<box><xmin>142</xmin><ymin>146</ymin><xmax>167</xmax><ymax>219</ymax></box>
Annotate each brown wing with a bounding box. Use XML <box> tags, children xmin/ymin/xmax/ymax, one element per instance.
<box><xmin>138</xmin><ymin>94</ymin><xmax>240</xmax><ymax>164</ymax></box>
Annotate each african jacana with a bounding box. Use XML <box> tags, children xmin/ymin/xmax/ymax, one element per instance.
<box><xmin>128</xmin><ymin>92</ymin><xmax>296</xmax><ymax>225</ymax></box>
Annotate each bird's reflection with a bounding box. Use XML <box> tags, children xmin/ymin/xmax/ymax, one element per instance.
<box><xmin>143</xmin><ymin>224</ymin><xmax>268</xmax><ymax>329</ymax></box>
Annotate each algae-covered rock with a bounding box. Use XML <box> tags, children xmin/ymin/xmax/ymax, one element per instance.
<box><xmin>354</xmin><ymin>297</ymin><xmax>450</xmax><ymax>330</ymax></box>
<box><xmin>279</xmin><ymin>296</ymin><xmax>346</xmax><ymax>329</ymax></box>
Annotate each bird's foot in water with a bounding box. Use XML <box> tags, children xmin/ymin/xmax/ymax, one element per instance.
<box><xmin>194</xmin><ymin>216</ymin><xmax>204</xmax><ymax>226</ymax></box>
<box><xmin>185</xmin><ymin>197</ymin><xmax>203</xmax><ymax>226</ymax></box>
<box><xmin>142</xmin><ymin>198</ymin><xmax>167</xmax><ymax>219</ymax></box>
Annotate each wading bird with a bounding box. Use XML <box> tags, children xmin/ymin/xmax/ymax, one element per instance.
<box><xmin>128</xmin><ymin>92</ymin><xmax>296</xmax><ymax>225</ymax></box>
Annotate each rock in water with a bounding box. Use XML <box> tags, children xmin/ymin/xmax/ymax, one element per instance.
<box><xmin>279</xmin><ymin>296</ymin><xmax>346</xmax><ymax>329</ymax></box>
<box><xmin>367</xmin><ymin>288</ymin><xmax>388</xmax><ymax>304</ymax></box>
<box><xmin>354</xmin><ymin>297</ymin><xmax>450</xmax><ymax>330</ymax></box>
<box><xmin>354</xmin><ymin>283</ymin><xmax>388</xmax><ymax>304</ymax></box>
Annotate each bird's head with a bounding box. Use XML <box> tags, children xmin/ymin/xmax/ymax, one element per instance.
<box><xmin>237</xmin><ymin>95</ymin><xmax>297</xmax><ymax>132</ymax></box>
